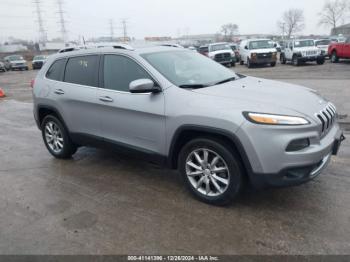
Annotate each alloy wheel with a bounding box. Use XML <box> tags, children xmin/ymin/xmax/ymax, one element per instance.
<box><xmin>185</xmin><ymin>148</ymin><xmax>230</xmax><ymax>197</ymax></box>
<box><xmin>44</xmin><ymin>121</ymin><xmax>64</xmax><ymax>153</ymax></box>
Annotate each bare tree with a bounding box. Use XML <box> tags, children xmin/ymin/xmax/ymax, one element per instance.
<box><xmin>221</xmin><ymin>23</ymin><xmax>239</xmax><ymax>41</ymax></box>
<box><xmin>318</xmin><ymin>0</ymin><xmax>349</xmax><ymax>30</ymax></box>
<box><xmin>277</xmin><ymin>9</ymin><xmax>305</xmax><ymax>39</ymax></box>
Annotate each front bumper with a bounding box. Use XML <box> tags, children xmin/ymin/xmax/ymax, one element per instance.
<box><xmin>251</xmin><ymin>56</ymin><xmax>277</xmax><ymax>64</ymax></box>
<box><xmin>297</xmin><ymin>55</ymin><xmax>324</xmax><ymax>62</ymax></box>
<box><xmin>11</xmin><ymin>64</ymin><xmax>28</xmax><ymax>69</ymax></box>
<box><xmin>236</xmin><ymin>121</ymin><xmax>344</xmax><ymax>188</ymax></box>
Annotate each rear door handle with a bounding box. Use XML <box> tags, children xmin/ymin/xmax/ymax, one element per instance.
<box><xmin>99</xmin><ymin>96</ymin><xmax>114</xmax><ymax>102</ymax></box>
<box><xmin>54</xmin><ymin>89</ymin><xmax>65</xmax><ymax>95</ymax></box>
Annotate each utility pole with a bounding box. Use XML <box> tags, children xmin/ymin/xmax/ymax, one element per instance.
<box><xmin>109</xmin><ymin>19</ymin><xmax>115</xmax><ymax>41</ymax></box>
<box><xmin>56</xmin><ymin>0</ymin><xmax>68</xmax><ymax>44</ymax></box>
<box><xmin>33</xmin><ymin>0</ymin><xmax>47</xmax><ymax>44</ymax></box>
<box><xmin>121</xmin><ymin>18</ymin><xmax>128</xmax><ymax>42</ymax></box>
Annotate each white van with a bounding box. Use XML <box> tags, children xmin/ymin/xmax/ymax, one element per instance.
<box><xmin>239</xmin><ymin>39</ymin><xmax>277</xmax><ymax>68</ymax></box>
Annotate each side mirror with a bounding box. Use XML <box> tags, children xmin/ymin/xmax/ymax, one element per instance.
<box><xmin>244</xmin><ymin>46</ymin><xmax>248</xmax><ymax>50</ymax></box>
<box><xmin>129</xmin><ymin>79</ymin><xmax>161</xmax><ymax>94</ymax></box>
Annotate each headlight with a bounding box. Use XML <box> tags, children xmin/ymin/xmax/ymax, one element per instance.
<box><xmin>243</xmin><ymin>112</ymin><xmax>310</xmax><ymax>125</ymax></box>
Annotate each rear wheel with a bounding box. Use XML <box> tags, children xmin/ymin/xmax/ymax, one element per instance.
<box><xmin>280</xmin><ymin>54</ymin><xmax>287</xmax><ymax>64</ymax></box>
<box><xmin>178</xmin><ymin>138</ymin><xmax>244</xmax><ymax>206</ymax></box>
<box><xmin>41</xmin><ymin>115</ymin><xmax>77</xmax><ymax>159</ymax></box>
<box><xmin>270</xmin><ymin>62</ymin><xmax>276</xmax><ymax>67</ymax></box>
<box><xmin>331</xmin><ymin>51</ymin><xmax>339</xmax><ymax>63</ymax></box>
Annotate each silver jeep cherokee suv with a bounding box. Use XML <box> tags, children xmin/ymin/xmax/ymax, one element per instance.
<box><xmin>33</xmin><ymin>46</ymin><xmax>345</xmax><ymax>205</ymax></box>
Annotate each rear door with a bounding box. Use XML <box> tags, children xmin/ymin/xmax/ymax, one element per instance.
<box><xmin>96</xmin><ymin>54</ymin><xmax>166</xmax><ymax>155</ymax></box>
<box><xmin>52</xmin><ymin>55</ymin><xmax>101</xmax><ymax>136</ymax></box>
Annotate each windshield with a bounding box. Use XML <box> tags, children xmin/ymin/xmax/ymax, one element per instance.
<box><xmin>210</xmin><ymin>44</ymin><xmax>231</xmax><ymax>52</ymax></box>
<box><xmin>34</xmin><ymin>55</ymin><xmax>45</xmax><ymax>60</ymax></box>
<box><xmin>249</xmin><ymin>40</ymin><xmax>274</xmax><ymax>50</ymax></box>
<box><xmin>9</xmin><ymin>55</ymin><xmax>24</xmax><ymax>61</ymax></box>
<box><xmin>141</xmin><ymin>50</ymin><xmax>237</xmax><ymax>87</ymax></box>
<box><xmin>294</xmin><ymin>40</ymin><xmax>314</xmax><ymax>47</ymax></box>
<box><xmin>199</xmin><ymin>46</ymin><xmax>208</xmax><ymax>53</ymax></box>
<box><xmin>315</xmin><ymin>40</ymin><xmax>330</xmax><ymax>46</ymax></box>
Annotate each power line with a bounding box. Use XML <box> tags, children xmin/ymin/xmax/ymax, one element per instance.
<box><xmin>32</xmin><ymin>0</ymin><xmax>47</xmax><ymax>44</ymax></box>
<box><xmin>109</xmin><ymin>19</ymin><xmax>115</xmax><ymax>41</ymax></box>
<box><xmin>56</xmin><ymin>0</ymin><xmax>68</xmax><ymax>43</ymax></box>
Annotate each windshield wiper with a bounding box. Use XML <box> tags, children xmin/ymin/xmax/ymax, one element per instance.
<box><xmin>178</xmin><ymin>84</ymin><xmax>209</xmax><ymax>89</ymax></box>
<box><xmin>212</xmin><ymin>77</ymin><xmax>236</xmax><ymax>85</ymax></box>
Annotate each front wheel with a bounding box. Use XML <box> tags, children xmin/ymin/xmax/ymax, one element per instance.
<box><xmin>247</xmin><ymin>58</ymin><xmax>252</xmax><ymax>68</ymax></box>
<box><xmin>292</xmin><ymin>56</ymin><xmax>300</xmax><ymax>66</ymax></box>
<box><xmin>178</xmin><ymin>138</ymin><xmax>244</xmax><ymax>206</ymax></box>
<box><xmin>41</xmin><ymin>115</ymin><xmax>77</xmax><ymax>159</ymax></box>
<box><xmin>270</xmin><ymin>62</ymin><xmax>276</xmax><ymax>67</ymax></box>
<box><xmin>331</xmin><ymin>51</ymin><xmax>339</xmax><ymax>63</ymax></box>
<box><xmin>280</xmin><ymin>54</ymin><xmax>287</xmax><ymax>64</ymax></box>
<box><xmin>317</xmin><ymin>58</ymin><xmax>325</xmax><ymax>65</ymax></box>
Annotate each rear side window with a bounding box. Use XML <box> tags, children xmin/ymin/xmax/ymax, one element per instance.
<box><xmin>46</xmin><ymin>59</ymin><xmax>66</xmax><ymax>81</ymax></box>
<box><xmin>103</xmin><ymin>55</ymin><xmax>150</xmax><ymax>92</ymax></box>
<box><xmin>64</xmin><ymin>55</ymin><xmax>99</xmax><ymax>87</ymax></box>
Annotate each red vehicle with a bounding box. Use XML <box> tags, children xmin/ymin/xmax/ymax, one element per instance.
<box><xmin>328</xmin><ymin>36</ymin><xmax>350</xmax><ymax>63</ymax></box>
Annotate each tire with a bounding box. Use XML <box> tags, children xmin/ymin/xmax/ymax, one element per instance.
<box><xmin>317</xmin><ymin>58</ymin><xmax>325</xmax><ymax>65</ymax></box>
<box><xmin>280</xmin><ymin>54</ymin><xmax>286</xmax><ymax>64</ymax></box>
<box><xmin>247</xmin><ymin>58</ymin><xmax>252</xmax><ymax>68</ymax></box>
<box><xmin>292</xmin><ymin>55</ymin><xmax>300</xmax><ymax>66</ymax></box>
<box><xmin>178</xmin><ymin>138</ymin><xmax>244</xmax><ymax>206</ymax></box>
<box><xmin>240</xmin><ymin>59</ymin><xmax>244</xmax><ymax>65</ymax></box>
<box><xmin>270</xmin><ymin>62</ymin><xmax>276</xmax><ymax>67</ymax></box>
<box><xmin>41</xmin><ymin>115</ymin><xmax>77</xmax><ymax>159</ymax></box>
<box><xmin>331</xmin><ymin>51</ymin><xmax>339</xmax><ymax>63</ymax></box>
<box><xmin>231</xmin><ymin>62</ymin><xmax>236</xmax><ymax>67</ymax></box>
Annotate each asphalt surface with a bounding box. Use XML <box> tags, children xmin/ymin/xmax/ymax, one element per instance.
<box><xmin>0</xmin><ymin>61</ymin><xmax>349</xmax><ymax>255</ymax></box>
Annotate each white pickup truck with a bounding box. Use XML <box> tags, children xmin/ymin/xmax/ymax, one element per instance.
<box><xmin>207</xmin><ymin>42</ymin><xmax>236</xmax><ymax>67</ymax></box>
<box><xmin>239</xmin><ymin>39</ymin><xmax>277</xmax><ymax>68</ymax></box>
<box><xmin>280</xmin><ymin>39</ymin><xmax>325</xmax><ymax>66</ymax></box>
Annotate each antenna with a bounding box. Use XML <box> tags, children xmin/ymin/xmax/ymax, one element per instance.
<box><xmin>33</xmin><ymin>0</ymin><xmax>47</xmax><ymax>44</ymax></box>
<box><xmin>56</xmin><ymin>0</ymin><xmax>68</xmax><ymax>43</ymax></box>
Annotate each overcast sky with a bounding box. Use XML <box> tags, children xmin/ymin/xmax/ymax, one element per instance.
<box><xmin>0</xmin><ymin>0</ymin><xmax>338</xmax><ymax>42</ymax></box>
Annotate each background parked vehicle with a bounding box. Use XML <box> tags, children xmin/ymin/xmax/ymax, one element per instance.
<box><xmin>4</xmin><ymin>55</ymin><xmax>28</xmax><ymax>71</ymax></box>
<box><xmin>32</xmin><ymin>55</ymin><xmax>47</xmax><ymax>70</ymax></box>
<box><xmin>328</xmin><ymin>36</ymin><xmax>350</xmax><ymax>63</ymax></box>
<box><xmin>239</xmin><ymin>39</ymin><xmax>277</xmax><ymax>68</ymax></box>
<box><xmin>198</xmin><ymin>45</ymin><xmax>209</xmax><ymax>56</ymax></box>
<box><xmin>280</xmin><ymin>39</ymin><xmax>325</xmax><ymax>66</ymax></box>
<box><xmin>229</xmin><ymin>43</ymin><xmax>240</xmax><ymax>62</ymax></box>
<box><xmin>0</xmin><ymin>61</ymin><xmax>6</xmax><ymax>72</ymax></box>
<box><xmin>208</xmin><ymin>42</ymin><xmax>236</xmax><ymax>66</ymax></box>
<box><xmin>315</xmin><ymin>39</ymin><xmax>331</xmax><ymax>58</ymax></box>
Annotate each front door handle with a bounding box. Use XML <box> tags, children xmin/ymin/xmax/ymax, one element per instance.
<box><xmin>99</xmin><ymin>96</ymin><xmax>114</xmax><ymax>102</ymax></box>
<box><xmin>54</xmin><ymin>89</ymin><xmax>65</xmax><ymax>95</ymax></box>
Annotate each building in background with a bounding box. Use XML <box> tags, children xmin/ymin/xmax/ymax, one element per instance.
<box><xmin>331</xmin><ymin>24</ymin><xmax>350</xmax><ymax>36</ymax></box>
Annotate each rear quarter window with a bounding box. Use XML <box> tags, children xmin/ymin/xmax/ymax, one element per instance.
<box><xmin>46</xmin><ymin>59</ymin><xmax>66</xmax><ymax>81</ymax></box>
<box><xmin>64</xmin><ymin>55</ymin><xmax>99</xmax><ymax>87</ymax></box>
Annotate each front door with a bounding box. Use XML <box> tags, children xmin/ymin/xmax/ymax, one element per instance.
<box><xmin>97</xmin><ymin>54</ymin><xmax>166</xmax><ymax>155</ymax></box>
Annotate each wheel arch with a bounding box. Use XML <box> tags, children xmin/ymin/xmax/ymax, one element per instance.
<box><xmin>168</xmin><ymin>125</ymin><xmax>253</xmax><ymax>176</ymax></box>
<box><xmin>37</xmin><ymin>105</ymin><xmax>68</xmax><ymax>131</ymax></box>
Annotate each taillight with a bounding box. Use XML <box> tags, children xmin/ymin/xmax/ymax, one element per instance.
<box><xmin>30</xmin><ymin>79</ymin><xmax>35</xmax><ymax>88</ymax></box>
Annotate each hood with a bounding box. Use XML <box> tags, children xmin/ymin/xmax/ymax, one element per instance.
<box><xmin>209</xmin><ymin>50</ymin><xmax>233</xmax><ymax>56</ymax></box>
<box><xmin>250</xmin><ymin>48</ymin><xmax>277</xmax><ymax>53</ymax></box>
<box><xmin>191</xmin><ymin>76</ymin><xmax>328</xmax><ymax>119</ymax></box>
<box><xmin>294</xmin><ymin>46</ymin><xmax>319</xmax><ymax>52</ymax></box>
<box><xmin>10</xmin><ymin>60</ymin><xmax>26</xmax><ymax>64</ymax></box>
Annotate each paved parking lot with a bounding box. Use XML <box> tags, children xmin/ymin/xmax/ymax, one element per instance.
<box><xmin>0</xmin><ymin>61</ymin><xmax>349</xmax><ymax>255</ymax></box>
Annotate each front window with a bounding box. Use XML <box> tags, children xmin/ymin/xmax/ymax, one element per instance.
<box><xmin>210</xmin><ymin>44</ymin><xmax>231</xmax><ymax>52</ymax></box>
<box><xmin>294</xmin><ymin>40</ymin><xmax>315</xmax><ymax>48</ymax></box>
<box><xmin>9</xmin><ymin>55</ymin><xmax>24</xmax><ymax>61</ymax></box>
<box><xmin>315</xmin><ymin>40</ymin><xmax>330</xmax><ymax>46</ymax></box>
<box><xmin>141</xmin><ymin>50</ymin><xmax>237</xmax><ymax>87</ymax></box>
<box><xmin>249</xmin><ymin>40</ymin><xmax>274</xmax><ymax>50</ymax></box>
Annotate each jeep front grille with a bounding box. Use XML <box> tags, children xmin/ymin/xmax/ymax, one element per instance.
<box><xmin>316</xmin><ymin>103</ymin><xmax>337</xmax><ymax>134</ymax></box>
